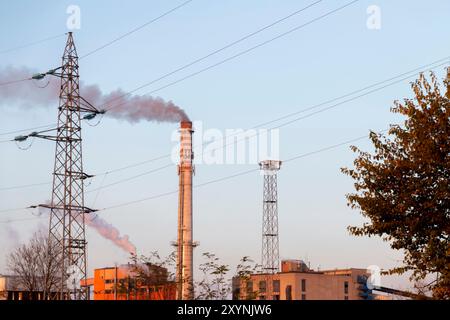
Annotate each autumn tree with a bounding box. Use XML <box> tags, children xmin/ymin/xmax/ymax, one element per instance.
<box><xmin>342</xmin><ymin>69</ymin><xmax>450</xmax><ymax>299</ymax></box>
<box><xmin>115</xmin><ymin>251</ymin><xmax>176</xmax><ymax>300</ymax></box>
<box><xmin>233</xmin><ymin>256</ymin><xmax>260</xmax><ymax>300</ymax></box>
<box><xmin>196</xmin><ymin>252</ymin><xmax>231</xmax><ymax>300</ymax></box>
<box><xmin>122</xmin><ymin>251</ymin><xmax>257</xmax><ymax>300</ymax></box>
<box><xmin>7</xmin><ymin>231</ymin><xmax>60</xmax><ymax>299</ymax></box>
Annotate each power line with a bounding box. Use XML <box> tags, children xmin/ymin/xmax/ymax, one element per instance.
<box><xmin>255</xmin><ymin>57</ymin><xmax>450</xmax><ymax>128</ymax></box>
<box><xmin>5</xmin><ymin>52</ymin><xmax>445</xmax><ymax>144</ymax></box>
<box><xmin>2</xmin><ymin>55</ymin><xmax>447</xmax><ymax>216</ymax></box>
<box><xmin>0</xmin><ymin>127</ymin><xmax>386</xmax><ymax>221</ymax></box>
<box><xmin>0</xmin><ymin>0</ymin><xmax>351</xmax><ymax>188</ymax></box>
<box><xmin>1</xmin><ymin>58</ymin><xmax>447</xmax><ymax>192</ymax></box>
<box><xmin>90</xmin><ymin>172</ymin><xmax>109</xmax><ymax>208</ymax></box>
<box><xmin>0</xmin><ymin>77</ymin><xmax>32</xmax><ymax>87</ymax></box>
<box><xmin>173</xmin><ymin>60</ymin><xmax>447</xmax><ymax>170</ymax></box>
<box><xmin>262</xmin><ymin>62</ymin><xmax>449</xmax><ymax>129</ymax></box>
<box><xmin>79</xmin><ymin>0</ymin><xmax>195</xmax><ymax>59</ymax></box>
<box><xmin>0</xmin><ymin>207</ymin><xmax>28</xmax><ymax>214</ymax></box>
<box><xmin>3</xmin><ymin>54</ymin><xmax>447</xmax><ymax>144</ymax></box>
<box><xmin>86</xmin><ymin>163</ymin><xmax>174</xmax><ymax>194</ymax></box>
<box><xmin>64</xmin><ymin>59</ymin><xmax>449</xmax><ymax>196</ymax></box>
<box><xmin>0</xmin><ymin>3</ymin><xmax>447</xmax><ymax>224</ymax></box>
<box><xmin>0</xmin><ymin>123</ymin><xmax>57</xmax><ymax>137</ymax></box>
<box><xmin>99</xmin><ymin>128</ymin><xmax>385</xmax><ymax>212</ymax></box>
<box><xmin>0</xmin><ymin>0</ymin><xmax>196</xmax><ymax>132</ymax></box>
<box><xmin>0</xmin><ymin>1</ymin><xmax>194</xmax><ymax>89</ymax></box>
<box><xmin>98</xmin><ymin>57</ymin><xmax>449</xmax><ymax>175</ymax></box>
<box><xmin>283</xmin><ymin>130</ymin><xmax>388</xmax><ymax>163</ymax></box>
<box><xmin>53</xmin><ymin>67</ymin><xmax>393</xmax><ymax>193</ymax></box>
<box><xmin>0</xmin><ymin>216</ymin><xmax>43</xmax><ymax>224</ymax></box>
<box><xmin>0</xmin><ymin>162</ymin><xmax>174</xmax><ymax>195</ymax></box>
<box><xmin>0</xmin><ymin>181</ymin><xmax>50</xmax><ymax>191</ymax></box>
<box><xmin>96</xmin><ymin>0</ymin><xmax>323</xmax><ymax>108</ymax></box>
<box><xmin>0</xmin><ymin>126</ymin><xmax>58</xmax><ymax>146</ymax></box>
<box><xmin>104</xmin><ymin>0</ymin><xmax>359</xmax><ymax>112</ymax></box>
<box><xmin>95</xmin><ymin>154</ymin><xmax>171</xmax><ymax>175</ymax></box>
<box><xmin>0</xmin><ymin>0</ymin><xmax>345</xmax><ymax>137</ymax></box>
<box><xmin>0</xmin><ymin>33</ymin><xmax>66</xmax><ymax>55</ymax></box>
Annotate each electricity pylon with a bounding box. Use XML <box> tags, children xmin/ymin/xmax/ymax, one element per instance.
<box><xmin>33</xmin><ymin>32</ymin><xmax>102</xmax><ymax>300</ymax></box>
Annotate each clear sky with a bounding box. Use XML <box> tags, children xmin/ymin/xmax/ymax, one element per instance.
<box><xmin>0</xmin><ymin>0</ymin><xmax>449</xmax><ymax>291</ymax></box>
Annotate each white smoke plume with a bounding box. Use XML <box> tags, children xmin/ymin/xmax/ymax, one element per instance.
<box><xmin>0</xmin><ymin>66</ymin><xmax>58</xmax><ymax>107</ymax></box>
<box><xmin>85</xmin><ymin>213</ymin><xmax>136</xmax><ymax>255</ymax></box>
<box><xmin>2</xmin><ymin>224</ymin><xmax>20</xmax><ymax>244</ymax></box>
<box><xmin>0</xmin><ymin>65</ymin><xmax>189</xmax><ymax>123</ymax></box>
<box><xmin>37</xmin><ymin>204</ymin><xmax>136</xmax><ymax>255</ymax></box>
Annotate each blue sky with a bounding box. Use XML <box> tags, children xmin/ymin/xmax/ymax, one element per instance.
<box><xmin>0</xmin><ymin>0</ymin><xmax>449</xmax><ymax>290</ymax></box>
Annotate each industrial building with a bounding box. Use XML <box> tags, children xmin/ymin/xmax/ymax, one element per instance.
<box><xmin>0</xmin><ymin>275</ymin><xmax>36</xmax><ymax>300</ymax></box>
<box><xmin>232</xmin><ymin>260</ymin><xmax>375</xmax><ymax>300</ymax></box>
<box><xmin>81</xmin><ymin>264</ymin><xmax>176</xmax><ymax>300</ymax></box>
<box><xmin>0</xmin><ymin>275</ymin><xmax>60</xmax><ymax>300</ymax></box>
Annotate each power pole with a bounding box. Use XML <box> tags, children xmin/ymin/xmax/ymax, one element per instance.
<box><xmin>259</xmin><ymin>160</ymin><xmax>282</xmax><ymax>274</ymax></box>
<box><xmin>34</xmin><ymin>32</ymin><xmax>101</xmax><ymax>300</ymax></box>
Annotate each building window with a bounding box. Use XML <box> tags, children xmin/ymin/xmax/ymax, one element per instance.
<box><xmin>285</xmin><ymin>285</ymin><xmax>292</xmax><ymax>300</ymax></box>
<box><xmin>302</xmin><ymin>294</ymin><xmax>306</xmax><ymax>300</ymax></box>
<box><xmin>259</xmin><ymin>280</ymin><xmax>267</xmax><ymax>293</ymax></box>
<box><xmin>105</xmin><ymin>279</ymin><xmax>114</xmax><ymax>284</ymax></box>
<box><xmin>344</xmin><ymin>296</ymin><xmax>349</xmax><ymax>300</ymax></box>
<box><xmin>246</xmin><ymin>281</ymin><xmax>253</xmax><ymax>293</ymax></box>
<box><xmin>232</xmin><ymin>288</ymin><xmax>240</xmax><ymax>300</ymax></box>
<box><xmin>273</xmin><ymin>294</ymin><xmax>280</xmax><ymax>300</ymax></box>
<box><xmin>344</xmin><ymin>281</ymin><xmax>349</xmax><ymax>294</ymax></box>
<box><xmin>301</xmin><ymin>279</ymin><xmax>306</xmax><ymax>292</ymax></box>
<box><xmin>273</xmin><ymin>280</ymin><xmax>280</xmax><ymax>292</ymax></box>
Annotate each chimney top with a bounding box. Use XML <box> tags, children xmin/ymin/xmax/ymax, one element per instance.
<box><xmin>180</xmin><ymin>121</ymin><xmax>192</xmax><ymax>129</ymax></box>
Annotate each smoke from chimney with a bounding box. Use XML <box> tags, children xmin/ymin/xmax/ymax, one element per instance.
<box><xmin>0</xmin><ymin>66</ymin><xmax>59</xmax><ymax>107</ymax></box>
<box><xmin>85</xmin><ymin>214</ymin><xmax>137</xmax><ymax>255</ymax></box>
<box><xmin>0</xmin><ymin>65</ymin><xmax>189</xmax><ymax>123</ymax></box>
<box><xmin>37</xmin><ymin>204</ymin><xmax>136</xmax><ymax>255</ymax></box>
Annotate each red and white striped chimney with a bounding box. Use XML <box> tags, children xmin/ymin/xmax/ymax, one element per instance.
<box><xmin>176</xmin><ymin>121</ymin><xmax>194</xmax><ymax>299</ymax></box>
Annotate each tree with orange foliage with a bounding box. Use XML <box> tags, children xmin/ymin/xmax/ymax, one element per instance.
<box><xmin>342</xmin><ymin>69</ymin><xmax>450</xmax><ymax>299</ymax></box>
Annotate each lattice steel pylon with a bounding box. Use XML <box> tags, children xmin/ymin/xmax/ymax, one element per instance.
<box><xmin>43</xmin><ymin>32</ymin><xmax>98</xmax><ymax>300</ymax></box>
<box><xmin>259</xmin><ymin>160</ymin><xmax>282</xmax><ymax>274</ymax></box>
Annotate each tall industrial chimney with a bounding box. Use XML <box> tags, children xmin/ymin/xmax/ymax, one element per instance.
<box><xmin>176</xmin><ymin>121</ymin><xmax>195</xmax><ymax>300</ymax></box>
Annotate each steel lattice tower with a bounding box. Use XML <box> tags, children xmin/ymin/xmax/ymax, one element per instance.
<box><xmin>44</xmin><ymin>32</ymin><xmax>95</xmax><ymax>300</ymax></box>
<box><xmin>259</xmin><ymin>160</ymin><xmax>282</xmax><ymax>274</ymax></box>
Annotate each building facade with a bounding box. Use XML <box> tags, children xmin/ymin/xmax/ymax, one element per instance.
<box><xmin>0</xmin><ymin>275</ymin><xmax>60</xmax><ymax>300</ymax></box>
<box><xmin>232</xmin><ymin>260</ymin><xmax>372</xmax><ymax>300</ymax></box>
<box><xmin>82</xmin><ymin>264</ymin><xmax>176</xmax><ymax>300</ymax></box>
